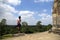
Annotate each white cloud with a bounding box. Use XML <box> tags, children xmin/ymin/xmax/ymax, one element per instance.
<box><xmin>0</xmin><ymin>3</ymin><xmax>18</xmax><ymax>13</ymax></box>
<box><xmin>0</xmin><ymin>0</ymin><xmax>36</xmax><ymax>25</ymax></box>
<box><xmin>0</xmin><ymin>0</ymin><xmax>22</xmax><ymax>25</ymax></box>
<box><xmin>0</xmin><ymin>0</ymin><xmax>53</xmax><ymax>25</ymax></box>
<box><xmin>0</xmin><ymin>3</ymin><xmax>18</xmax><ymax>25</ymax></box>
<box><xmin>0</xmin><ymin>0</ymin><xmax>21</xmax><ymax>6</ymax></box>
<box><xmin>0</xmin><ymin>12</ymin><xmax>17</xmax><ymax>25</ymax></box>
<box><xmin>38</xmin><ymin>13</ymin><xmax>52</xmax><ymax>25</ymax></box>
<box><xmin>5</xmin><ymin>13</ymin><xmax>17</xmax><ymax>25</ymax></box>
<box><xmin>18</xmin><ymin>11</ymin><xmax>36</xmax><ymax>25</ymax></box>
<box><xmin>18</xmin><ymin>10</ymin><xmax>52</xmax><ymax>25</ymax></box>
<box><xmin>7</xmin><ymin>0</ymin><xmax>21</xmax><ymax>5</ymax></box>
<box><xmin>19</xmin><ymin>11</ymin><xmax>34</xmax><ymax>19</ymax></box>
<box><xmin>0</xmin><ymin>4</ymin><xmax>36</xmax><ymax>25</ymax></box>
<box><xmin>34</xmin><ymin>0</ymin><xmax>53</xmax><ymax>3</ymax></box>
<box><xmin>22</xmin><ymin>17</ymin><xmax>36</xmax><ymax>25</ymax></box>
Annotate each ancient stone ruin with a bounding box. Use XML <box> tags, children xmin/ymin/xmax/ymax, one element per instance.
<box><xmin>52</xmin><ymin>0</ymin><xmax>60</xmax><ymax>34</ymax></box>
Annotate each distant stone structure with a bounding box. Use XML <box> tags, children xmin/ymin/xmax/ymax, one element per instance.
<box><xmin>52</xmin><ymin>0</ymin><xmax>60</xmax><ymax>33</ymax></box>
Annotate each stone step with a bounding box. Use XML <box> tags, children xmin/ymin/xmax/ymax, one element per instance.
<box><xmin>53</xmin><ymin>29</ymin><xmax>60</xmax><ymax>35</ymax></box>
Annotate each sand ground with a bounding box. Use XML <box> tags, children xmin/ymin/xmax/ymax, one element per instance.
<box><xmin>2</xmin><ymin>32</ymin><xmax>60</xmax><ymax>40</ymax></box>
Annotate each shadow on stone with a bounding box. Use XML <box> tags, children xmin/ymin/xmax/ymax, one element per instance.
<box><xmin>52</xmin><ymin>29</ymin><xmax>60</xmax><ymax>35</ymax></box>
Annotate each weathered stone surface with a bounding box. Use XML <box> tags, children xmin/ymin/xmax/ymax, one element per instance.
<box><xmin>52</xmin><ymin>0</ymin><xmax>60</xmax><ymax>33</ymax></box>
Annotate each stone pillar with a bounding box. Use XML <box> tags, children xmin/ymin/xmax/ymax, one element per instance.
<box><xmin>52</xmin><ymin>0</ymin><xmax>60</xmax><ymax>33</ymax></box>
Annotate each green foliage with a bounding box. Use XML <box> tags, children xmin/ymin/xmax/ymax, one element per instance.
<box><xmin>20</xmin><ymin>21</ymin><xmax>28</xmax><ymax>33</ymax></box>
<box><xmin>20</xmin><ymin>25</ymin><xmax>36</xmax><ymax>34</ymax></box>
<box><xmin>0</xmin><ymin>19</ymin><xmax>7</xmax><ymax>36</ymax></box>
<box><xmin>36</xmin><ymin>21</ymin><xmax>41</xmax><ymax>26</ymax></box>
<box><xmin>43</xmin><ymin>24</ymin><xmax>52</xmax><ymax>31</ymax></box>
<box><xmin>0</xmin><ymin>19</ymin><xmax>6</xmax><ymax>25</ymax></box>
<box><xmin>47</xmin><ymin>24</ymin><xmax>52</xmax><ymax>30</ymax></box>
<box><xmin>0</xmin><ymin>19</ymin><xmax>52</xmax><ymax>39</ymax></box>
<box><xmin>35</xmin><ymin>21</ymin><xmax>43</xmax><ymax>32</ymax></box>
<box><xmin>24</xmin><ymin>26</ymin><xmax>36</xmax><ymax>34</ymax></box>
<box><xmin>22</xmin><ymin>22</ymin><xmax>28</xmax><ymax>26</ymax></box>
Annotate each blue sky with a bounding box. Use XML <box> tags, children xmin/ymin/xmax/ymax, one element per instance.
<box><xmin>0</xmin><ymin>0</ymin><xmax>54</xmax><ymax>25</ymax></box>
<box><xmin>15</xmin><ymin>0</ymin><xmax>53</xmax><ymax>11</ymax></box>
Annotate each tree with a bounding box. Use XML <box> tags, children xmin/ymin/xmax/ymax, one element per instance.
<box><xmin>0</xmin><ymin>19</ymin><xmax>7</xmax><ymax>36</ymax></box>
<box><xmin>36</xmin><ymin>21</ymin><xmax>42</xmax><ymax>28</ymax></box>
<box><xmin>36</xmin><ymin>21</ymin><xmax>41</xmax><ymax>26</ymax></box>
<box><xmin>47</xmin><ymin>24</ymin><xmax>52</xmax><ymax>29</ymax></box>
<box><xmin>21</xmin><ymin>22</ymin><xmax>28</xmax><ymax>33</ymax></box>
<box><xmin>36</xmin><ymin>21</ymin><xmax>43</xmax><ymax>32</ymax></box>
<box><xmin>0</xmin><ymin>19</ymin><xmax>6</xmax><ymax>25</ymax></box>
<box><xmin>22</xmin><ymin>22</ymin><xmax>28</xmax><ymax>26</ymax></box>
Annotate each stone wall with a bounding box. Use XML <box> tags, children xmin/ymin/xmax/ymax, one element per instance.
<box><xmin>53</xmin><ymin>0</ymin><xmax>60</xmax><ymax>28</ymax></box>
<box><xmin>52</xmin><ymin>0</ymin><xmax>60</xmax><ymax>33</ymax></box>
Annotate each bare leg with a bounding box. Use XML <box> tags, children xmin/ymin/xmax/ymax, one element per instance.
<box><xmin>17</xmin><ymin>27</ymin><xmax>20</xmax><ymax>33</ymax></box>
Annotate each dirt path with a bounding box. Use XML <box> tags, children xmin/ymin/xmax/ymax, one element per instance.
<box><xmin>3</xmin><ymin>32</ymin><xmax>60</xmax><ymax>40</ymax></box>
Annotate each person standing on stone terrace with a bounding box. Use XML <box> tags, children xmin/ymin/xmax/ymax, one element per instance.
<box><xmin>16</xmin><ymin>16</ymin><xmax>21</xmax><ymax>33</ymax></box>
